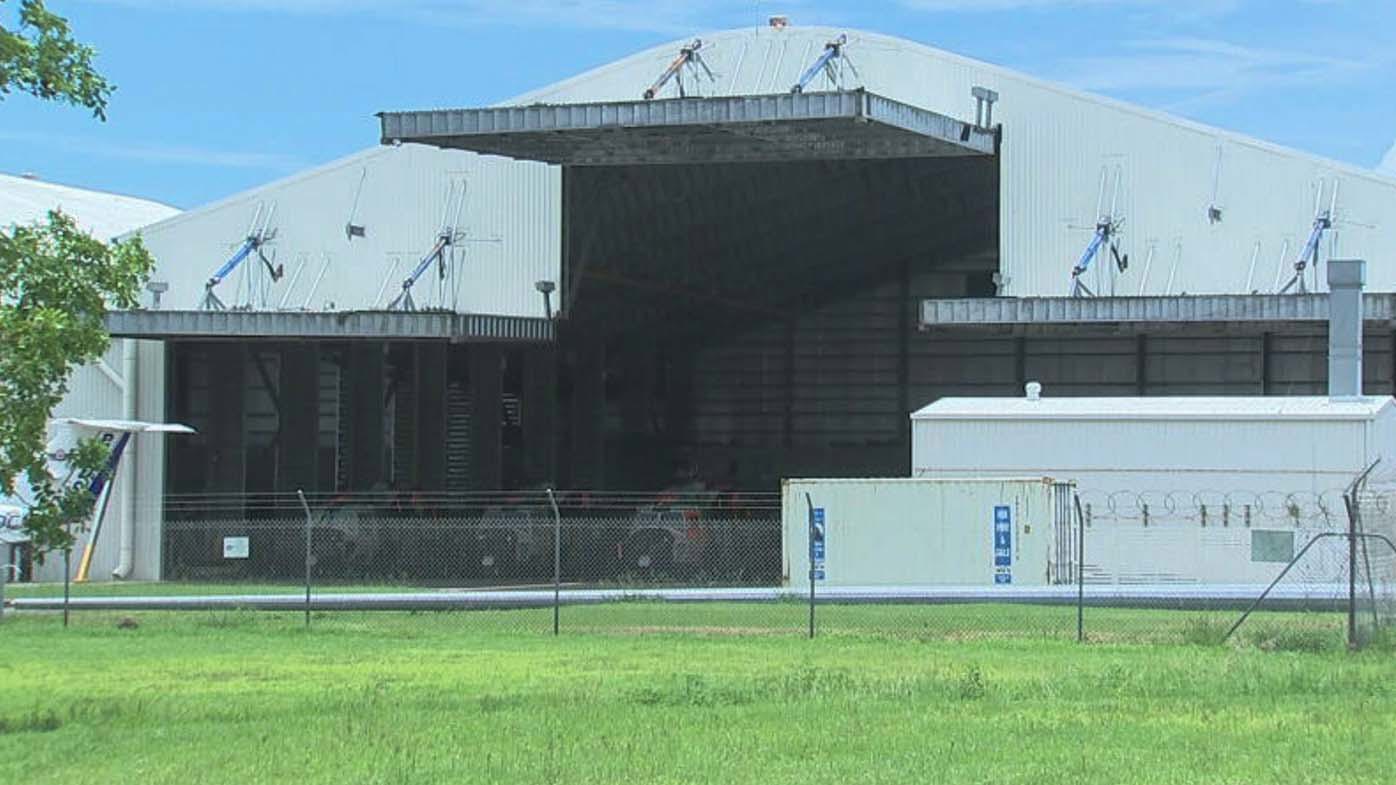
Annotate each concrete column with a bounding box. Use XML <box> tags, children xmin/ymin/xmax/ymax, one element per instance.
<box><xmin>521</xmin><ymin>346</ymin><xmax>558</xmax><ymax>486</ymax></box>
<box><xmin>415</xmin><ymin>343</ymin><xmax>448</xmax><ymax>491</ymax></box>
<box><xmin>277</xmin><ymin>343</ymin><xmax>320</xmax><ymax>493</ymax></box>
<box><xmin>348</xmin><ymin>343</ymin><xmax>385</xmax><ymax>491</ymax></box>
<box><xmin>570</xmin><ymin>342</ymin><xmax>606</xmax><ymax>489</ymax></box>
<box><xmin>206</xmin><ymin>344</ymin><xmax>245</xmax><ymax>494</ymax></box>
<box><xmin>470</xmin><ymin>344</ymin><xmax>504</xmax><ymax>490</ymax></box>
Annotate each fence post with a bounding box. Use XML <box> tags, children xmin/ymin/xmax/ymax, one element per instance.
<box><xmin>546</xmin><ymin>488</ymin><xmax>561</xmax><ymax>636</ymax></box>
<box><xmin>297</xmin><ymin>490</ymin><xmax>312</xmax><ymax>630</ymax></box>
<box><xmin>1074</xmin><ymin>494</ymin><xmax>1085</xmax><ymax>643</ymax></box>
<box><xmin>805</xmin><ymin>493</ymin><xmax>817</xmax><ymax>640</ymax></box>
<box><xmin>1348</xmin><ymin>492</ymin><xmax>1358</xmax><ymax>650</ymax></box>
<box><xmin>63</xmin><ymin>547</ymin><xmax>71</xmax><ymax>629</ymax></box>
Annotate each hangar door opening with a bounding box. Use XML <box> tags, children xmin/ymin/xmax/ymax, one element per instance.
<box><xmin>382</xmin><ymin>91</ymin><xmax>1000</xmax><ymax>491</ymax></box>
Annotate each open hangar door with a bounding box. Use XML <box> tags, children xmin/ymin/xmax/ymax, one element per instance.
<box><xmin>381</xmin><ymin>91</ymin><xmax>1000</xmax><ymax>491</ymax></box>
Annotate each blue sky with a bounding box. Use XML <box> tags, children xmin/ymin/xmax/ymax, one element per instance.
<box><xmin>3</xmin><ymin>0</ymin><xmax>1394</xmax><ymax>208</ymax></box>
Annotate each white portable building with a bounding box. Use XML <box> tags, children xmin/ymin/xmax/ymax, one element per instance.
<box><xmin>911</xmin><ymin>392</ymin><xmax>1396</xmax><ymax>586</ymax></box>
<box><xmin>781</xmin><ymin>478</ymin><xmax>1074</xmax><ymax>588</ymax></box>
<box><xmin>911</xmin><ymin>393</ymin><xmax>1395</xmax><ymax>495</ymax></box>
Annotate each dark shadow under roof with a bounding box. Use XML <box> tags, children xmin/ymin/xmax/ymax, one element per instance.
<box><xmin>379</xmin><ymin>90</ymin><xmax>997</xmax><ymax>166</ymax></box>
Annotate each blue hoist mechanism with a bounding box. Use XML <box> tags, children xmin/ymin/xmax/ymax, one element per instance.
<box><xmin>1277</xmin><ymin>180</ymin><xmax>1339</xmax><ymax>295</ymax></box>
<box><xmin>200</xmin><ymin>202</ymin><xmax>282</xmax><ymax>310</ymax></box>
<box><xmin>1068</xmin><ymin>168</ymin><xmax>1129</xmax><ymax>298</ymax></box>
<box><xmin>643</xmin><ymin>39</ymin><xmax>714</xmax><ymax>100</ymax></box>
<box><xmin>791</xmin><ymin>34</ymin><xmax>858</xmax><ymax>93</ymax></box>
<box><xmin>387</xmin><ymin>181</ymin><xmax>469</xmax><ymax>312</ymax></box>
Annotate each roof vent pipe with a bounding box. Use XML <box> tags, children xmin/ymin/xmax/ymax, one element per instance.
<box><xmin>1025</xmin><ymin>381</ymin><xmax>1042</xmax><ymax>401</ymax></box>
<box><xmin>1327</xmin><ymin>258</ymin><xmax>1365</xmax><ymax>400</ymax></box>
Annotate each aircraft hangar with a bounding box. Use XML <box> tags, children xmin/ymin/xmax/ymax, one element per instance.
<box><xmin>65</xmin><ymin>21</ymin><xmax>1396</xmax><ymax>579</ymax></box>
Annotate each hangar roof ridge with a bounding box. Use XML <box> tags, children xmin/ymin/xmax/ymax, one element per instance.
<box><xmin>501</xmin><ymin>25</ymin><xmax>1395</xmax><ymax>188</ymax></box>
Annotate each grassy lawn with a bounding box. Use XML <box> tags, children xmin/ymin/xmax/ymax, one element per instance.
<box><xmin>1</xmin><ymin>607</ymin><xmax>1393</xmax><ymax>784</ymax></box>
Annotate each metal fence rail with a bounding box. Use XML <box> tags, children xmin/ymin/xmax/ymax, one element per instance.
<box><xmin>4</xmin><ymin>486</ymin><xmax>1392</xmax><ymax>650</ymax></box>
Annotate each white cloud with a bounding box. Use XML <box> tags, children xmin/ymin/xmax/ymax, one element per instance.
<box><xmin>83</xmin><ymin>0</ymin><xmax>773</xmax><ymax>34</ymax></box>
<box><xmin>1381</xmin><ymin>141</ymin><xmax>1396</xmax><ymax>175</ymax></box>
<box><xmin>0</xmin><ymin>130</ymin><xmax>305</xmax><ymax>171</ymax></box>
<box><xmin>898</xmin><ymin>0</ymin><xmax>1240</xmax><ymax>11</ymax></box>
<box><xmin>1049</xmin><ymin>37</ymin><xmax>1370</xmax><ymax>95</ymax></box>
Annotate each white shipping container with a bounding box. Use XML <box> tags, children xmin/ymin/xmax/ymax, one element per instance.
<box><xmin>781</xmin><ymin>478</ymin><xmax>1073</xmax><ymax>588</ymax></box>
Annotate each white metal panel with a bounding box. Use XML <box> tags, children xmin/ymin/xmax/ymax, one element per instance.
<box><xmin>133</xmin><ymin>143</ymin><xmax>560</xmax><ymax>318</ymax></box>
<box><xmin>781</xmin><ymin>477</ymin><xmax>1060</xmax><ymax>587</ymax></box>
<box><xmin>909</xmin><ymin>394</ymin><xmax>1393</xmax><ymax>493</ymax></box>
<box><xmin>912</xmin><ymin>394</ymin><xmax>1392</xmax><ymax>420</ymax></box>
<box><xmin>509</xmin><ymin>25</ymin><xmax>1396</xmax><ymax>297</ymax></box>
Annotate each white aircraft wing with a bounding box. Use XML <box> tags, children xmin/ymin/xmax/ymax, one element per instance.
<box><xmin>56</xmin><ymin>418</ymin><xmax>196</xmax><ymax>434</ymax></box>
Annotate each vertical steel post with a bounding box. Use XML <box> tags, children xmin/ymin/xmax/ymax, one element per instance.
<box><xmin>297</xmin><ymin>490</ymin><xmax>312</xmax><ymax>629</ymax></box>
<box><xmin>63</xmin><ymin>548</ymin><xmax>71</xmax><ymax>628</ymax></box>
<box><xmin>1345</xmin><ymin>508</ymin><xmax>1356</xmax><ymax>648</ymax></box>
<box><xmin>806</xmin><ymin>493</ymin><xmax>816</xmax><ymax>640</ymax></box>
<box><xmin>547</xmin><ymin>489</ymin><xmax>561</xmax><ymax>636</ymax></box>
<box><xmin>1075</xmin><ymin>494</ymin><xmax>1085</xmax><ymax>643</ymax></box>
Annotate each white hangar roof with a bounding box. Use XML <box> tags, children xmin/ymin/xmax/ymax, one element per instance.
<box><xmin>387</xmin><ymin>23</ymin><xmax>1396</xmax><ymax>298</ymax></box>
<box><xmin>0</xmin><ymin>172</ymin><xmax>177</xmax><ymax>240</ymax></box>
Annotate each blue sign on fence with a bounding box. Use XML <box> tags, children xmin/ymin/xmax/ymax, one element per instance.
<box><xmin>993</xmin><ymin>505</ymin><xmax>1012</xmax><ymax>584</ymax></box>
<box><xmin>810</xmin><ymin>507</ymin><xmax>826</xmax><ymax>581</ymax></box>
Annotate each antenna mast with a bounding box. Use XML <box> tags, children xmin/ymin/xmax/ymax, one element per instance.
<box><xmin>1277</xmin><ymin>180</ymin><xmax>1338</xmax><ymax>295</ymax></box>
<box><xmin>200</xmin><ymin>203</ymin><xmax>283</xmax><ymax>310</ymax></box>
<box><xmin>1068</xmin><ymin>168</ymin><xmax>1129</xmax><ymax>297</ymax></box>
<box><xmin>643</xmin><ymin>39</ymin><xmax>714</xmax><ymax>100</ymax></box>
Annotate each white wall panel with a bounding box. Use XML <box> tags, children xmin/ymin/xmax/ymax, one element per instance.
<box><xmin>134</xmin><ymin>144</ymin><xmax>560</xmax><ymax>318</ymax></box>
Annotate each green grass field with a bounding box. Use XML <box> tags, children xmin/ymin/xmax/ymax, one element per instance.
<box><xmin>2</xmin><ymin>605</ymin><xmax>1394</xmax><ymax>784</ymax></box>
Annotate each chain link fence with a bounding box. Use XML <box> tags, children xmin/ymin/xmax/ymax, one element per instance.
<box><xmin>5</xmin><ymin>483</ymin><xmax>1395</xmax><ymax>650</ymax></box>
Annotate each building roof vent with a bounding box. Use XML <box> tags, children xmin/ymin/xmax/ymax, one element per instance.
<box><xmin>769</xmin><ymin>15</ymin><xmax>790</xmax><ymax>28</ymax></box>
<box><xmin>1025</xmin><ymin>381</ymin><xmax>1042</xmax><ymax>401</ymax></box>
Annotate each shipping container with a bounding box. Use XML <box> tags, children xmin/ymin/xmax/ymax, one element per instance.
<box><xmin>781</xmin><ymin>478</ymin><xmax>1074</xmax><ymax>588</ymax></box>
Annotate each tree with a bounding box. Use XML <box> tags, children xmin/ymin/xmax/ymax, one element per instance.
<box><xmin>1</xmin><ymin>214</ymin><xmax>154</xmax><ymax>557</ymax></box>
<box><xmin>1</xmin><ymin>0</ymin><xmax>113</xmax><ymax>119</ymax></box>
<box><xmin>1</xmin><ymin>1</ymin><xmax>151</xmax><ymax>557</ymax></box>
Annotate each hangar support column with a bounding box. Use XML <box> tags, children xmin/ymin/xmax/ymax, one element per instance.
<box><xmin>470</xmin><ymin>345</ymin><xmax>504</xmax><ymax>490</ymax></box>
<box><xmin>347</xmin><ymin>343</ymin><xmax>386</xmax><ymax>491</ymax></box>
<box><xmin>277</xmin><ymin>343</ymin><xmax>320</xmax><ymax>493</ymax></box>
<box><xmin>415</xmin><ymin>343</ymin><xmax>448</xmax><ymax>491</ymax></box>
<box><xmin>521</xmin><ymin>346</ymin><xmax>558</xmax><ymax>486</ymax></box>
<box><xmin>570</xmin><ymin>342</ymin><xmax>606</xmax><ymax>489</ymax></box>
<box><xmin>206</xmin><ymin>344</ymin><xmax>246</xmax><ymax>494</ymax></box>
